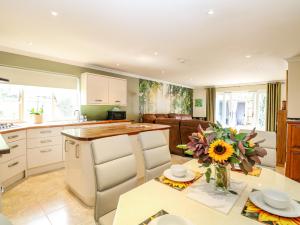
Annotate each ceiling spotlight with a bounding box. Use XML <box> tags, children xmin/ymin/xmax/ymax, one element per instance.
<box><xmin>51</xmin><ymin>11</ymin><xmax>58</xmax><ymax>16</ymax></box>
<box><xmin>28</xmin><ymin>42</ymin><xmax>33</xmax><ymax>46</ymax></box>
<box><xmin>245</xmin><ymin>55</ymin><xmax>252</xmax><ymax>58</ymax></box>
<box><xmin>116</xmin><ymin>63</ymin><xmax>120</xmax><ymax>67</ymax></box>
<box><xmin>207</xmin><ymin>9</ymin><xmax>214</xmax><ymax>15</ymax></box>
<box><xmin>178</xmin><ymin>58</ymin><xmax>186</xmax><ymax>64</ymax></box>
<box><xmin>154</xmin><ymin>52</ymin><xmax>158</xmax><ymax>56</ymax></box>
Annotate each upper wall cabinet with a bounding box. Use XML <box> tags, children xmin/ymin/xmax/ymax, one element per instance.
<box><xmin>109</xmin><ymin>78</ymin><xmax>127</xmax><ymax>106</ymax></box>
<box><xmin>81</xmin><ymin>73</ymin><xmax>127</xmax><ymax>106</ymax></box>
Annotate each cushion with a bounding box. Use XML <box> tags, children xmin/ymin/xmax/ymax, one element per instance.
<box><xmin>139</xmin><ymin>130</ymin><xmax>167</xmax><ymax>150</ymax></box>
<box><xmin>99</xmin><ymin>210</ymin><xmax>116</xmax><ymax>225</ymax></box>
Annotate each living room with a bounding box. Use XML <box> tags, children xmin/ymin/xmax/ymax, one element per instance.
<box><xmin>0</xmin><ymin>1</ymin><xmax>300</xmax><ymax>225</ymax></box>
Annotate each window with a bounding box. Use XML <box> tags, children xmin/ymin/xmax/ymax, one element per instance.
<box><xmin>215</xmin><ymin>90</ymin><xmax>267</xmax><ymax>130</ymax></box>
<box><xmin>0</xmin><ymin>83</ymin><xmax>79</xmax><ymax>122</ymax></box>
<box><xmin>0</xmin><ymin>84</ymin><xmax>21</xmax><ymax>122</ymax></box>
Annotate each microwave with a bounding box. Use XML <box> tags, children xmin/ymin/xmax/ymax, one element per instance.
<box><xmin>107</xmin><ymin>111</ymin><xmax>126</xmax><ymax>120</ymax></box>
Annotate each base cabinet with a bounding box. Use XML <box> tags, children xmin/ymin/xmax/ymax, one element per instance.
<box><xmin>285</xmin><ymin>121</ymin><xmax>300</xmax><ymax>182</ymax></box>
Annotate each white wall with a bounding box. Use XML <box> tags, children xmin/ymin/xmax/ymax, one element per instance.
<box><xmin>287</xmin><ymin>58</ymin><xmax>300</xmax><ymax>118</ymax></box>
<box><xmin>193</xmin><ymin>88</ymin><xmax>206</xmax><ymax>117</ymax></box>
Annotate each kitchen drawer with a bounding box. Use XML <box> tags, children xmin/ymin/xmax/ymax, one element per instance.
<box><xmin>0</xmin><ymin>155</ymin><xmax>26</xmax><ymax>183</ymax></box>
<box><xmin>27</xmin><ymin>127</ymin><xmax>63</xmax><ymax>139</ymax></box>
<box><xmin>27</xmin><ymin>145</ymin><xmax>63</xmax><ymax>169</ymax></box>
<box><xmin>27</xmin><ymin>136</ymin><xmax>62</xmax><ymax>149</ymax></box>
<box><xmin>3</xmin><ymin>130</ymin><xmax>26</xmax><ymax>143</ymax></box>
<box><xmin>0</xmin><ymin>139</ymin><xmax>26</xmax><ymax>163</ymax></box>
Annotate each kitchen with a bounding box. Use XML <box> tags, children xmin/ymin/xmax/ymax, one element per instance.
<box><xmin>0</xmin><ymin>64</ymin><xmax>137</xmax><ymax>203</ymax></box>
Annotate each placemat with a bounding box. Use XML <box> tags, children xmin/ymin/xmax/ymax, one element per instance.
<box><xmin>155</xmin><ymin>171</ymin><xmax>202</xmax><ymax>191</ymax></box>
<box><xmin>241</xmin><ymin>189</ymin><xmax>300</xmax><ymax>225</ymax></box>
<box><xmin>187</xmin><ymin>179</ymin><xmax>247</xmax><ymax>214</ymax></box>
<box><xmin>232</xmin><ymin>166</ymin><xmax>262</xmax><ymax>177</ymax></box>
<box><xmin>138</xmin><ymin>210</ymin><xmax>168</xmax><ymax>225</ymax></box>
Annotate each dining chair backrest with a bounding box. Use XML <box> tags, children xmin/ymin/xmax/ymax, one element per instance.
<box><xmin>139</xmin><ymin>130</ymin><xmax>172</xmax><ymax>181</ymax></box>
<box><xmin>91</xmin><ymin>135</ymin><xmax>137</xmax><ymax>222</ymax></box>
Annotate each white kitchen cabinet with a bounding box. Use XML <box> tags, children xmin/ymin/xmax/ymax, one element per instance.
<box><xmin>81</xmin><ymin>73</ymin><xmax>109</xmax><ymax>105</ymax></box>
<box><xmin>26</xmin><ymin>127</ymin><xmax>63</xmax><ymax>169</ymax></box>
<box><xmin>0</xmin><ymin>155</ymin><xmax>26</xmax><ymax>183</ymax></box>
<box><xmin>0</xmin><ymin>131</ymin><xmax>27</xmax><ymax>185</ymax></box>
<box><xmin>27</xmin><ymin>145</ymin><xmax>62</xmax><ymax>169</ymax></box>
<box><xmin>81</xmin><ymin>73</ymin><xmax>127</xmax><ymax>106</ymax></box>
<box><xmin>109</xmin><ymin>78</ymin><xmax>127</xmax><ymax>106</ymax></box>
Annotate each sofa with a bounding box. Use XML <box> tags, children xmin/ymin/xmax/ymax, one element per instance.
<box><xmin>240</xmin><ymin>129</ymin><xmax>276</xmax><ymax>169</ymax></box>
<box><xmin>142</xmin><ymin>113</ymin><xmax>210</xmax><ymax>156</ymax></box>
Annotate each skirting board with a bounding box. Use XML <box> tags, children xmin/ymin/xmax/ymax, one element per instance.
<box><xmin>26</xmin><ymin>161</ymin><xmax>65</xmax><ymax>176</ymax></box>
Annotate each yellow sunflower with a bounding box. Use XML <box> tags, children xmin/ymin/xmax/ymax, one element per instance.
<box><xmin>229</xmin><ymin>127</ymin><xmax>237</xmax><ymax>135</ymax></box>
<box><xmin>208</xmin><ymin>140</ymin><xmax>234</xmax><ymax>162</ymax></box>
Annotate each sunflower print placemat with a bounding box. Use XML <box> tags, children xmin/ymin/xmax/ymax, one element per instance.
<box><xmin>241</xmin><ymin>189</ymin><xmax>300</xmax><ymax>225</ymax></box>
<box><xmin>138</xmin><ymin>210</ymin><xmax>168</xmax><ymax>225</ymax></box>
<box><xmin>232</xmin><ymin>166</ymin><xmax>262</xmax><ymax>177</ymax></box>
<box><xmin>154</xmin><ymin>171</ymin><xmax>202</xmax><ymax>191</ymax></box>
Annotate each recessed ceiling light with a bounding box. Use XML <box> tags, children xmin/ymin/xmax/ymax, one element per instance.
<box><xmin>51</xmin><ymin>11</ymin><xmax>58</xmax><ymax>16</ymax></box>
<box><xmin>28</xmin><ymin>42</ymin><xmax>33</xmax><ymax>46</ymax></box>
<box><xmin>116</xmin><ymin>63</ymin><xmax>120</xmax><ymax>67</ymax></box>
<box><xmin>178</xmin><ymin>58</ymin><xmax>186</xmax><ymax>64</ymax></box>
<box><xmin>154</xmin><ymin>52</ymin><xmax>158</xmax><ymax>56</ymax></box>
<box><xmin>207</xmin><ymin>9</ymin><xmax>214</xmax><ymax>15</ymax></box>
<box><xmin>245</xmin><ymin>55</ymin><xmax>252</xmax><ymax>58</ymax></box>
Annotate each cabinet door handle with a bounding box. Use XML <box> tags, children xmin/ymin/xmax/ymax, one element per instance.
<box><xmin>64</xmin><ymin>140</ymin><xmax>75</xmax><ymax>152</ymax></box>
<box><xmin>95</xmin><ymin>99</ymin><xmax>103</xmax><ymax>102</ymax></box>
<box><xmin>115</xmin><ymin>100</ymin><xmax>121</xmax><ymax>103</ymax></box>
<box><xmin>75</xmin><ymin>144</ymin><xmax>80</xmax><ymax>159</ymax></box>
<box><xmin>8</xmin><ymin>161</ymin><xmax>19</xmax><ymax>168</ymax></box>
<box><xmin>40</xmin><ymin>130</ymin><xmax>52</xmax><ymax>134</ymax></box>
<box><xmin>8</xmin><ymin>135</ymin><xmax>18</xmax><ymax>139</ymax></box>
<box><xmin>40</xmin><ymin>149</ymin><xmax>52</xmax><ymax>153</ymax></box>
<box><xmin>40</xmin><ymin>140</ymin><xmax>52</xmax><ymax>144</ymax></box>
<box><xmin>10</xmin><ymin>144</ymin><xmax>19</xmax><ymax>149</ymax></box>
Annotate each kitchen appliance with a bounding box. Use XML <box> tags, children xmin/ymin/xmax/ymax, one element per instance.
<box><xmin>107</xmin><ymin>111</ymin><xmax>126</xmax><ymax>120</ymax></box>
<box><xmin>0</xmin><ymin>123</ymin><xmax>18</xmax><ymax>130</ymax></box>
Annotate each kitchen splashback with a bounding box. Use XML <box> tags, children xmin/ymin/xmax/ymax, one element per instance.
<box><xmin>80</xmin><ymin>105</ymin><xmax>126</xmax><ymax>121</ymax></box>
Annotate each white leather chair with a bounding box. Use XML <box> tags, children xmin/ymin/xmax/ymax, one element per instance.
<box><xmin>240</xmin><ymin>129</ymin><xmax>276</xmax><ymax>168</ymax></box>
<box><xmin>91</xmin><ymin>135</ymin><xmax>137</xmax><ymax>225</ymax></box>
<box><xmin>139</xmin><ymin>130</ymin><xmax>172</xmax><ymax>181</ymax></box>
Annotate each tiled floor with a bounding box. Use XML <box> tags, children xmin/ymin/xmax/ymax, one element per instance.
<box><xmin>2</xmin><ymin>154</ymin><xmax>191</xmax><ymax>225</ymax></box>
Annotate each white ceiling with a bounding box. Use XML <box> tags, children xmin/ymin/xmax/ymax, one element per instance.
<box><xmin>0</xmin><ymin>0</ymin><xmax>300</xmax><ymax>87</ymax></box>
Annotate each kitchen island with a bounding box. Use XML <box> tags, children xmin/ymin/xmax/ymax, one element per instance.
<box><xmin>61</xmin><ymin>123</ymin><xmax>170</xmax><ymax>206</ymax></box>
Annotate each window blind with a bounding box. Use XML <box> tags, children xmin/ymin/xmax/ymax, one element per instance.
<box><xmin>0</xmin><ymin>66</ymin><xmax>79</xmax><ymax>89</ymax></box>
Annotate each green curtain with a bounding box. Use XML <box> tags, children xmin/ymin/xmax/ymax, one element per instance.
<box><xmin>266</xmin><ymin>82</ymin><xmax>281</xmax><ymax>131</ymax></box>
<box><xmin>206</xmin><ymin>87</ymin><xmax>216</xmax><ymax>122</ymax></box>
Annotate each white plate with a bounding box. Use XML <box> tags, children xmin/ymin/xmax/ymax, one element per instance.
<box><xmin>148</xmin><ymin>215</ymin><xmax>195</xmax><ymax>225</ymax></box>
<box><xmin>249</xmin><ymin>191</ymin><xmax>300</xmax><ymax>218</ymax></box>
<box><xmin>163</xmin><ymin>169</ymin><xmax>195</xmax><ymax>182</ymax></box>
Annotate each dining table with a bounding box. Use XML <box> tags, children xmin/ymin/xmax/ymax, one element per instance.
<box><xmin>113</xmin><ymin>159</ymin><xmax>300</xmax><ymax>225</ymax></box>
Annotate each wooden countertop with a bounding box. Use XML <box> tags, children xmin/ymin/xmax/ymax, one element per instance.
<box><xmin>0</xmin><ymin>120</ymin><xmax>130</xmax><ymax>134</ymax></box>
<box><xmin>0</xmin><ymin>135</ymin><xmax>10</xmax><ymax>154</ymax></box>
<box><xmin>61</xmin><ymin>123</ymin><xmax>170</xmax><ymax>141</ymax></box>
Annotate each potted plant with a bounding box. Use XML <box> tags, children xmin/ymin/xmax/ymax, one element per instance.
<box><xmin>178</xmin><ymin>123</ymin><xmax>267</xmax><ymax>193</ymax></box>
<box><xmin>30</xmin><ymin>106</ymin><xmax>44</xmax><ymax>124</ymax></box>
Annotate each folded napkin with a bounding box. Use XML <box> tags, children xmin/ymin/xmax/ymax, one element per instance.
<box><xmin>187</xmin><ymin>179</ymin><xmax>247</xmax><ymax>214</ymax></box>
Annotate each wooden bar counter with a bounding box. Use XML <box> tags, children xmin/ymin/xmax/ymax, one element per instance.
<box><xmin>61</xmin><ymin>123</ymin><xmax>170</xmax><ymax>206</ymax></box>
<box><xmin>61</xmin><ymin>123</ymin><xmax>170</xmax><ymax>141</ymax></box>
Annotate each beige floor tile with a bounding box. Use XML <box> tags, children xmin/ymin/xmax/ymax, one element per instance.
<box><xmin>21</xmin><ymin>216</ymin><xmax>52</xmax><ymax>225</ymax></box>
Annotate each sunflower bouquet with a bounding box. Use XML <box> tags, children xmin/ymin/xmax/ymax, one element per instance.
<box><xmin>178</xmin><ymin>122</ymin><xmax>267</xmax><ymax>191</ymax></box>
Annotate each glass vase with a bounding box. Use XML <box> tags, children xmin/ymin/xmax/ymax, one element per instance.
<box><xmin>214</xmin><ymin>164</ymin><xmax>230</xmax><ymax>193</ymax></box>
